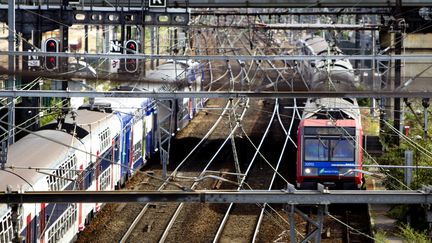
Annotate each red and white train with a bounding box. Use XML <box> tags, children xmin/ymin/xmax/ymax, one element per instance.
<box><xmin>296</xmin><ymin>36</ymin><xmax>363</xmax><ymax>189</ymax></box>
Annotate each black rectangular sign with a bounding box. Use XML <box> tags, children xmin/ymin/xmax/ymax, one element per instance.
<box><xmin>149</xmin><ymin>0</ymin><xmax>166</xmax><ymax>7</ymax></box>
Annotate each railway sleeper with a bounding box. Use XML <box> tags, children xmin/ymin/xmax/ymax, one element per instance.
<box><xmin>143</xmin><ymin>220</ymin><xmax>154</xmax><ymax>233</ymax></box>
<box><xmin>211</xmin><ymin>169</ymin><xmax>230</xmax><ymax>189</ymax></box>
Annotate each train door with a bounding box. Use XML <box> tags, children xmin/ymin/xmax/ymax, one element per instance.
<box><xmin>122</xmin><ymin>123</ymin><xmax>132</xmax><ymax>179</ymax></box>
<box><xmin>113</xmin><ymin>135</ymin><xmax>121</xmax><ymax>189</ymax></box>
<box><xmin>144</xmin><ymin>108</ymin><xmax>153</xmax><ymax>160</ymax></box>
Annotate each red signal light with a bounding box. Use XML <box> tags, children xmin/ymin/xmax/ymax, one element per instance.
<box><xmin>124</xmin><ymin>40</ymin><xmax>138</xmax><ymax>73</ymax></box>
<box><xmin>45</xmin><ymin>38</ymin><xmax>59</xmax><ymax>70</ymax></box>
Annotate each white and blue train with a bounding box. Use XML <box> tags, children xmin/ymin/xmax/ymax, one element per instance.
<box><xmin>0</xmin><ymin>60</ymin><xmax>204</xmax><ymax>243</ymax></box>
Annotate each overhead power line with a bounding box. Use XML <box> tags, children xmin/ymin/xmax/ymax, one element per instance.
<box><xmin>1</xmin><ymin>51</ymin><xmax>432</xmax><ymax>61</ymax></box>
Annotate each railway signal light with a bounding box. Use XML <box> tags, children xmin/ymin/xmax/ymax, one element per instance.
<box><xmin>44</xmin><ymin>38</ymin><xmax>59</xmax><ymax>71</ymax></box>
<box><xmin>124</xmin><ymin>40</ymin><xmax>138</xmax><ymax>73</ymax></box>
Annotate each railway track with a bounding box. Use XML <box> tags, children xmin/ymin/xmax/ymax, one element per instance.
<box><xmin>77</xmin><ymin>14</ymin><xmax>373</xmax><ymax>243</ymax></box>
<box><xmin>325</xmin><ymin>204</ymin><xmax>372</xmax><ymax>243</ymax></box>
<box><xmin>119</xmin><ymin>98</ymin><xmax>248</xmax><ymax>243</ymax></box>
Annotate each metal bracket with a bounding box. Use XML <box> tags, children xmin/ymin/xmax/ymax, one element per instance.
<box><xmin>284</xmin><ymin>183</ymin><xmax>296</xmax><ymax>193</ymax></box>
<box><xmin>317</xmin><ymin>183</ymin><xmax>330</xmax><ymax>194</ymax></box>
<box><xmin>156</xmin><ymin>99</ymin><xmax>175</xmax><ymax>179</ymax></box>
<box><xmin>421</xmin><ymin>185</ymin><xmax>432</xmax><ymax>194</ymax></box>
<box><xmin>286</xmin><ymin>204</ymin><xmax>325</xmax><ymax>243</ymax></box>
<box><xmin>0</xmin><ymin>141</ymin><xmax>7</xmax><ymax>170</ymax></box>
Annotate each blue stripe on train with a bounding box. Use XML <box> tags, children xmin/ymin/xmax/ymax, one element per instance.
<box><xmin>304</xmin><ymin>161</ymin><xmax>356</xmax><ymax>176</ymax></box>
<box><xmin>133</xmin><ymin>157</ymin><xmax>144</xmax><ymax>170</ymax></box>
<box><xmin>146</xmin><ymin>131</ymin><xmax>152</xmax><ymax>158</ymax></box>
<box><xmin>304</xmin><ymin>162</ymin><xmax>355</xmax><ymax>167</ymax></box>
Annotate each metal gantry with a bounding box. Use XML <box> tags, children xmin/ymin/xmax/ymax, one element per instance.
<box><xmin>2</xmin><ymin>189</ymin><xmax>432</xmax><ymax>204</ymax></box>
<box><xmin>2</xmin><ymin>0</ymin><xmax>432</xmax><ymax>8</ymax></box>
<box><xmin>1</xmin><ymin>90</ymin><xmax>432</xmax><ymax>99</ymax></box>
<box><xmin>2</xmin><ymin>51</ymin><xmax>432</xmax><ymax>61</ymax></box>
<box><xmin>6</xmin><ymin>0</ymin><xmax>15</xmax><ymax>146</ymax></box>
<box><xmin>156</xmin><ymin>99</ymin><xmax>176</xmax><ymax>179</ymax></box>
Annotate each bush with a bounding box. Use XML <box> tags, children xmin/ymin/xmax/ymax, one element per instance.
<box><xmin>397</xmin><ymin>224</ymin><xmax>431</xmax><ymax>243</ymax></box>
<box><xmin>373</xmin><ymin>230</ymin><xmax>388</xmax><ymax>243</ymax></box>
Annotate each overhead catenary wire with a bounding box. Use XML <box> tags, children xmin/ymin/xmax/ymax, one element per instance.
<box><xmin>158</xmin><ymin>99</ymin><xmax>249</xmax><ymax>242</ymax></box>
<box><xmin>252</xmin><ymin>98</ymin><xmax>300</xmax><ymax>242</ymax></box>
<box><xmin>212</xmin><ymin>99</ymin><xmax>277</xmax><ymax>243</ymax></box>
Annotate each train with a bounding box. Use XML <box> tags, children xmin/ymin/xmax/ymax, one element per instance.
<box><xmin>0</xmin><ymin>60</ymin><xmax>204</xmax><ymax>243</ymax></box>
<box><xmin>295</xmin><ymin>35</ymin><xmax>363</xmax><ymax>189</ymax></box>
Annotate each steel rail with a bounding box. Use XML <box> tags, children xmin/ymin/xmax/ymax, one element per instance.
<box><xmin>252</xmin><ymin>99</ymin><xmax>298</xmax><ymax>242</ymax></box>
<box><xmin>223</xmin><ymin>27</ymin><xmax>254</xmax><ymax>87</ymax></box>
<box><xmin>158</xmin><ymin>99</ymin><xmax>249</xmax><ymax>242</ymax></box>
<box><xmin>157</xmin><ymin>32</ymin><xmax>250</xmax><ymax>237</ymax></box>
<box><xmin>119</xmin><ymin>101</ymin><xmax>234</xmax><ymax>243</ymax></box>
<box><xmin>212</xmin><ymin>100</ymin><xmax>277</xmax><ymax>242</ymax></box>
<box><xmin>1</xmin><ymin>90</ymin><xmax>432</xmax><ymax>99</ymax></box>
<box><xmin>243</xmin><ymin>32</ymin><xmax>291</xmax><ymax>89</ymax></box>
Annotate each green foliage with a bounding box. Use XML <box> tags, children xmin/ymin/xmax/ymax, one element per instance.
<box><xmin>376</xmin><ymin>99</ymin><xmax>432</xmax><ymax>236</ymax></box>
<box><xmin>40</xmin><ymin>112</ymin><xmax>57</xmax><ymax>127</ymax></box>
<box><xmin>397</xmin><ymin>224</ymin><xmax>431</xmax><ymax>243</ymax></box>
<box><xmin>375</xmin><ymin>147</ymin><xmax>405</xmax><ymax>190</ymax></box>
<box><xmin>373</xmin><ymin>230</ymin><xmax>389</xmax><ymax>243</ymax></box>
<box><xmin>39</xmin><ymin>98</ymin><xmax>63</xmax><ymax>127</ymax></box>
<box><xmin>357</xmin><ymin>98</ymin><xmax>370</xmax><ymax>107</ymax></box>
<box><xmin>379</xmin><ymin>119</ymin><xmax>398</xmax><ymax>151</ymax></box>
<box><xmin>361</xmin><ymin>112</ymin><xmax>379</xmax><ymax>136</ymax></box>
<box><xmin>388</xmin><ymin>205</ymin><xmax>428</xmax><ymax>230</ymax></box>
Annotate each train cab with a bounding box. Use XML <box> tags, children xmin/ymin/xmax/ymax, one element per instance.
<box><xmin>296</xmin><ymin>98</ymin><xmax>363</xmax><ymax>189</ymax></box>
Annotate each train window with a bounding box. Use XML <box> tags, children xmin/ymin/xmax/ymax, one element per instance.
<box><xmin>330</xmin><ymin>139</ymin><xmax>355</xmax><ymax>161</ymax></box>
<box><xmin>133</xmin><ymin>141</ymin><xmax>142</xmax><ymax>162</ymax></box>
<box><xmin>100</xmin><ymin>168</ymin><xmax>111</xmax><ymax>190</ymax></box>
<box><xmin>304</xmin><ymin>139</ymin><xmax>328</xmax><ymax>161</ymax></box>
<box><xmin>48</xmin><ymin>155</ymin><xmax>77</xmax><ymax>191</ymax></box>
<box><xmin>99</xmin><ymin>128</ymin><xmax>111</xmax><ymax>153</ymax></box>
<box><xmin>0</xmin><ymin>212</ymin><xmax>13</xmax><ymax>243</ymax></box>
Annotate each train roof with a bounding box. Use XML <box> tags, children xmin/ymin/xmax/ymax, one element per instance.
<box><xmin>68</xmin><ymin>109</ymin><xmax>112</xmax><ymax>125</ymax></box>
<box><xmin>94</xmin><ymin>86</ymin><xmax>152</xmax><ymax>114</ymax></box>
<box><xmin>96</xmin><ymin>97</ymin><xmax>151</xmax><ymax>111</ymax></box>
<box><xmin>142</xmin><ymin>62</ymin><xmax>188</xmax><ymax>89</ymax></box>
<box><xmin>0</xmin><ymin>130</ymin><xmax>79</xmax><ymax>191</ymax></box>
<box><xmin>302</xmin><ymin>98</ymin><xmax>361</xmax><ymax>122</ymax></box>
<box><xmin>41</xmin><ymin>109</ymin><xmax>117</xmax><ymax>138</ymax></box>
<box><xmin>303</xmin><ymin>36</ymin><xmax>329</xmax><ymax>55</ymax></box>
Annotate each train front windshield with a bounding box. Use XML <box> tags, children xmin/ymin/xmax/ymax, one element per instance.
<box><xmin>304</xmin><ymin>138</ymin><xmax>355</xmax><ymax>162</ymax></box>
<box><xmin>302</xmin><ymin>132</ymin><xmax>356</xmax><ymax>177</ymax></box>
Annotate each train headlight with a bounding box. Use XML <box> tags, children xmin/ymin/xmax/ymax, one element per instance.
<box><xmin>304</xmin><ymin>168</ymin><xmax>317</xmax><ymax>176</ymax></box>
